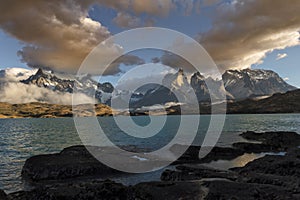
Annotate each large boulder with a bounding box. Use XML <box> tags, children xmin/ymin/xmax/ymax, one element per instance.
<box><xmin>22</xmin><ymin>145</ymin><xmax>123</xmax><ymax>182</ymax></box>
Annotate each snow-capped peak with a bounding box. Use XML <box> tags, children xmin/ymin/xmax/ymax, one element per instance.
<box><xmin>222</xmin><ymin>68</ymin><xmax>296</xmax><ymax>99</ymax></box>
<box><xmin>20</xmin><ymin>68</ymin><xmax>114</xmax><ymax>104</ymax></box>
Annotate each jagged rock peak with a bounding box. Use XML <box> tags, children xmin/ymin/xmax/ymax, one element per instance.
<box><xmin>35</xmin><ymin>68</ymin><xmax>45</xmax><ymax>76</ymax></box>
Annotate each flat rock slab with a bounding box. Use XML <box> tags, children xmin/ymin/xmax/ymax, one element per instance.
<box><xmin>22</xmin><ymin>145</ymin><xmax>122</xmax><ymax>182</ymax></box>
<box><xmin>22</xmin><ymin>145</ymin><xmax>172</xmax><ymax>182</ymax></box>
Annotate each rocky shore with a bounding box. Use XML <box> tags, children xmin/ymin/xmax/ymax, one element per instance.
<box><xmin>1</xmin><ymin>131</ymin><xmax>300</xmax><ymax>199</ymax></box>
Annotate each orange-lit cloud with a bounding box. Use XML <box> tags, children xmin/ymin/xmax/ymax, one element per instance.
<box><xmin>198</xmin><ymin>0</ymin><xmax>300</xmax><ymax>71</ymax></box>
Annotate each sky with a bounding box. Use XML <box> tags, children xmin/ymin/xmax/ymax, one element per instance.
<box><xmin>0</xmin><ymin>0</ymin><xmax>299</xmax><ymax>87</ymax></box>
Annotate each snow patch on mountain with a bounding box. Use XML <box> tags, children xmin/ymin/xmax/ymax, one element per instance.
<box><xmin>222</xmin><ymin>69</ymin><xmax>296</xmax><ymax>99</ymax></box>
<box><xmin>0</xmin><ymin>68</ymin><xmax>104</xmax><ymax>105</ymax></box>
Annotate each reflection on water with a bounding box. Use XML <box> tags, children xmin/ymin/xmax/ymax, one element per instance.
<box><xmin>0</xmin><ymin>114</ymin><xmax>299</xmax><ymax>193</ymax></box>
<box><xmin>203</xmin><ymin>153</ymin><xmax>265</xmax><ymax>170</ymax></box>
<box><xmin>203</xmin><ymin>152</ymin><xmax>287</xmax><ymax>170</ymax></box>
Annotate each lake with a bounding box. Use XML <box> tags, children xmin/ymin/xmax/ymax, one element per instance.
<box><xmin>0</xmin><ymin>114</ymin><xmax>300</xmax><ymax>193</ymax></box>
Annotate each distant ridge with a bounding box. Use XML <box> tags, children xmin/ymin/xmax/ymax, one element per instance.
<box><xmin>226</xmin><ymin>89</ymin><xmax>300</xmax><ymax>114</ymax></box>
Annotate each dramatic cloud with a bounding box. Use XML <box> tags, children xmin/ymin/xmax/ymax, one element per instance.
<box><xmin>0</xmin><ymin>0</ymin><xmax>113</xmax><ymax>75</ymax></box>
<box><xmin>0</xmin><ymin>0</ymin><xmax>148</xmax><ymax>75</ymax></box>
<box><xmin>0</xmin><ymin>0</ymin><xmax>202</xmax><ymax>75</ymax></box>
<box><xmin>276</xmin><ymin>53</ymin><xmax>288</xmax><ymax>61</ymax></box>
<box><xmin>155</xmin><ymin>0</ymin><xmax>299</xmax><ymax>76</ymax></box>
<box><xmin>198</xmin><ymin>0</ymin><xmax>300</xmax><ymax>71</ymax></box>
<box><xmin>3</xmin><ymin>0</ymin><xmax>297</xmax><ymax>77</ymax></box>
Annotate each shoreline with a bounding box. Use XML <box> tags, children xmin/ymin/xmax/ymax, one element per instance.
<box><xmin>1</xmin><ymin>131</ymin><xmax>300</xmax><ymax>199</ymax></box>
<box><xmin>1</xmin><ymin>110</ymin><xmax>300</xmax><ymax>119</ymax></box>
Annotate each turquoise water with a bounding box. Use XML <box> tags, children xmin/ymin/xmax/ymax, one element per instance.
<box><xmin>0</xmin><ymin>114</ymin><xmax>299</xmax><ymax>193</ymax></box>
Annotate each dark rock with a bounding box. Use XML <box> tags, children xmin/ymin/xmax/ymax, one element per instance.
<box><xmin>130</xmin><ymin>181</ymin><xmax>207</xmax><ymax>200</ymax></box>
<box><xmin>170</xmin><ymin>144</ymin><xmax>244</xmax><ymax>165</ymax></box>
<box><xmin>0</xmin><ymin>189</ymin><xmax>8</xmax><ymax>200</ymax></box>
<box><xmin>232</xmin><ymin>142</ymin><xmax>278</xmax><ymax>153</ymax></box>
<box><xmin>231</xmin><ymin>148</ymin><xmax>300</xmax><ymax>193</ymax></box>
<box><xmin>132</xmin><ymin>179</ymin><xmax>295</xmax><ymax>200</ymax></box>
<box><xmin>232</xmin><ymin>150</ymin><xmax>300</xmax><ymax>178</ymax></box>
<box><xmin>8</xmin><ymin>180</ymin><xmax>128</xmax><ymax>200</ymax></box>
<box><xmin>200</xmin><ymin>146</ymin><xmax>244</xmax><ymax>163</ymax></box>
<box><xmin>203</xmin><ymin>180</ymin><xmax>294</xmax><ymax>200</ymax></box>
<box><xmin>17</xmin><ymin>130</ymin><xmax>300</xmax><ymax>199</ymax></box>
<box><xmin>240</xmin><ymin>131</ymin><xmax>300</xmax><ymax>149</ymax></box>
<box><xmin>22</xmin><ymin>145</ymin><xmax>122</xmax><ymax>182</ymax></box>
<box><xmin>236</xmin><ymin>172</ymin><xmax>300</xmax><ymax>193</ymax></box>
<box><xmin>232</xmin><ymin>131</ymin><xmax>300</xmax><ymax>153</ymax></box>
<box><xmin>8</xmin><ymin>178</ymin><xmax>296</xmax><ymax>200</ymax></box>
<box><xmin>161</xmin><ymin>164</ymin><xmax>238</xmax><ymax>182</ymax></box>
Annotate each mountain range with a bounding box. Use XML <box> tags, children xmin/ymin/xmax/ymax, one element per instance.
<box><xmin>1</xmin><ymin>89</ymin><xmax>299</xmax><ymax>118</ymax></box>
<box><xmin>0</xmin><ymin>67</ymin><xmax>297</xmax><ymax>108</ymax></box>
<box><xmin>133</xmin><ymin>68</ymin><xmax>296</xmax><ymax>107</ymax></box>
